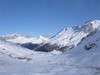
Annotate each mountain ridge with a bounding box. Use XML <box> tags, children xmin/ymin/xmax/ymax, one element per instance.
<box><xmin>34</xmin><ymin>20</ymin><xmax>100</xmax><ymax>52</ymax></box>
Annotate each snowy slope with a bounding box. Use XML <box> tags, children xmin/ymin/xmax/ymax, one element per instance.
<box><xmin>0</xmin><ymin>38</ymin><xmax>33</xmax><ymax>60</ymax></box>
<box><xmin>0</xmin><ymin>37</ymin><xmax>56</xmax><ymax>60</ymax></box>
<box><xmin>58</xmin><ymin>23</ymin><xmax>100</xmax><ymax>75</ymax></box>
<box><xmin>50</xmin><ymin>20</ymin><xmax>100</xmax><ymax>47</ymax></box>
<box><xmin>64</xmin><ymin>25</ymin><xmax>100</xmax><ymax>65</ymax></box>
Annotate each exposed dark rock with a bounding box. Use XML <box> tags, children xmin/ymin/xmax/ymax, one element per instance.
<box><xmin>3</xmin><ymin>48</ymin><xmax>5</xmax><ymax>50</ymax></box>
<box><xmin>17</xmin><ymin>57</ymin><xmax>32</xmax><ymax>61</ymax></box>
<box><xmin>34</xmin><ymin>43</ymin><xmax>59</xmax><ymax>52</ymax></box>
<box><xmin>26</xmin><ymin>34</ymin><xmax>32</xmax><ymax>38</ymax></box>
<box><xmin>34</xmin><ymin>43</ymin><xmax>75</xmax><ymax>52</ymax></box>
<box><xmin>58</xmin><ymin>45</ymin><xmax>74</xmax><ymax>52</ymax></box>
<box><xmin>21</xmin><ymin>43</ymin><xmax>40</xmax><ymax>50</ymax></box>
<box><xmin>84</xmin><ymin>43</ymin><xmax>97</xmax><ymax>51</ymax></box>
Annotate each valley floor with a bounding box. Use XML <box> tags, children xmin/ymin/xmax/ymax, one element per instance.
<box><xmin>0</xmin><ymin>52</ymin><xmax>100</xmax><ymax>75</ymax></box>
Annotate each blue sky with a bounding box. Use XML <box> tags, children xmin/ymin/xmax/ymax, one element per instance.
<box><xmin>0</xmin><ymin>0</ymin><xmax>100</xmax><ymax>36</ymax></box>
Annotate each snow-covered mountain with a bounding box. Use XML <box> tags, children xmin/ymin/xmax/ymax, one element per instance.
<box><xmin>0</xmin><ymin>20</ymin><xmax>100</xmax><ymax>75</ymax></box>
<box><xmin>0</xmin><ymin>33</ymin><xmax>50</xmax><ymax>50</ymax></box>
<box><xmin>0</xmin><ymin>33</ymin><xmax>49</xmax><ymax>44</ymax></box>
<box><xmin>35</xmin><ymin>20</ymin><xmax>100</xmax><ymax>52</ymax></box>
<box><xmin>59</xmin><ymin>21</ymin><xmax>100</xmax><ymax>75</ymax></box>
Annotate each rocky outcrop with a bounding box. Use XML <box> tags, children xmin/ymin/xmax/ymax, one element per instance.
<box><xmin>34</xmin><ymin>43</ymin><xmax>59</xmax><ymax>52</ymax></box>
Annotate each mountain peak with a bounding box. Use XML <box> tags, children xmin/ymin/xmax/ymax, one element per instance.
<box><xmin>86</xmin><ymin>19</ymin><xmax>100</xmax><ymax>23</ymax></box>
<box><xmin>86</xmin><ymin>20</ymin><xmax>100</xmax><ymax>29</ymax></box>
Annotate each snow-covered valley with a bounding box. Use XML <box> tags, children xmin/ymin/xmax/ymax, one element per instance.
<box><xmin>0</xmin><ymin>20</ymin><xmax>100</xmax><ymax>75</ymax></box>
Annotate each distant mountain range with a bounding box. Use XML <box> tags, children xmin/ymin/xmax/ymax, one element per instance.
<box><xmin>0</xmin><ymin>33</ymin><xmax>50</xmax><ymax>50</ymax></box>
<box><xmin>0</xmin><ymin>20</ymin><xmax>100</xmax><ymax>52</ymax></box>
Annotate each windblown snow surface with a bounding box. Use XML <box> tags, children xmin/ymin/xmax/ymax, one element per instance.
<box><xmin>0</xmin><ymin>20</ymin><xmax>100</xmax><ymax>75</ymax></box>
